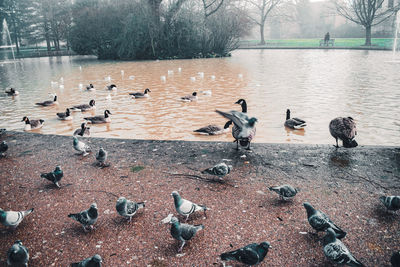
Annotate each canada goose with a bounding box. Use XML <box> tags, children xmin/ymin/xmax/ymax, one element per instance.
<box><xmin>70</xmin><ymin>100</ymin><xmax>96</xmax><ymax>112</ymax></box>
<box><xmin>284</xmin><ymin>109</ymin><xmax>306</xmax><ymax>129</ymax></box>
<box><xmin>84</xmin><ymin>110</ymin><xmax>112</xmax><ymax>124</ymax></box>
<box><xmin>86</xmin><ymin>84</ymin><xmax>95</xmax><ymax>91</ymax></box>
<box><xmin>181</xmin><ymin>92</ymin><xmax>197</xmax><ymax>102</ymax></box>
<box><xmin>56</xmin><ymin>108</ymin><xmax>73</xmax><ymax>120</ymax></box>
<box><xmin>73</xmin><ymin>122</ymin><xmax>91</xmax><ymax>137</ymax></box>
<box><xmin>129</xmin><ymin>88</ymin><xmax>151</xmax><ymax>98</ymax></box>
<box><xmin>193</xmin><ymin>121</ymin><xmax>232</xmax><ymax>135</ymax></box>
<box><xmin>329</xmin><ymin>117</ymin><xmax>358</xmax><ymax>148</ymax></box>
<box><xmin>35</xmin><ymin>95</ymin><xmax>58</xmax><ymax>106</ymax></box>
<box><xmin>21</xmin><ymin>116</ymin><xmax>44</xmax><ymax>131</ymax></box>
<box><xmin>106</xmin><ymin>84</ymin><xmax>117</xmax><ymax>90</ymax></box>
<box><xmin>5</xmin><ymin>88</ymin><xmax>19</xmax><ymax>96</ymax></box>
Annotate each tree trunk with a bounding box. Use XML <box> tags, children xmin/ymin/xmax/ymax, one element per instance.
<box><xmin>260</xmin><ymin>24</ymin><xmax>265</xmax><ymax>45</ymax></box>
<box><xmin>365</xmin><ymin>25</ymin><xmax>372</xmax><ymax>46</ymax></box>
<box><xmin>10</xmin><ymin>16</ymin><xmax>20</xmax><ymax>54</ymax></box>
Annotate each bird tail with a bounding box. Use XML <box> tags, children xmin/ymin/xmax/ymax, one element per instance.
<box><xmin>137</xmin><ymin>202</ymin><xmax>145</xmax><ymax>209</ymax></box>
<box><xmin>195</xmin><ymin>224</ymin><xmax>205</xmax><ymax>231</ymax></box>
<box><xmin>40</xmin><ymin>173</ymin><xmax>52</xmax><ymax>181</ymax></box>
<box><xmin>23</xmin><ymin>208</ymin><xmax>34</xmax><ymax>217</ymax></box>
<box><xmin>220</xmin><ymin>251</ymin><xmax>236</xmax><ymax>261</ymax></box>
<box><xmin>293</xmin><ymin>123</ymin><xmax>306</xmax><ymax>129</ymax></box>
<box><xmin>39</xmin><ymin>119</ymin><xmax>45</xmax><ymax>124</ymax></box>
<box><xmin>343</xmin><ymin>139</ymin><xmax>358</xmax><ymax>148</ymax></box>
<box><xmin>331</xmin><ymin>223</ymin><xmax>347</xmax><ymax>239</ymax></box>
<box><xmin>68</xmin><ymin>213</ymin><xmax>79</xmax><ymax>221</ymax></box>
<box><xmin>35</xmin><ymin>103</ymin><xmax>44</xmax><ymax>106</ymax></box>
<box><xmin>199</xmin><ymin>204</ymin><xmax>210</xmax><ymax>211</ymax></box>
<box><xmin>348</xmin><ymin>258</ymin><xmax>365</xmax><ymax>267</ymax></box>
<box><xmin>70</xmin><ymin>263</ymin><xmax>79</xmax><ymax>267</ymax></box>
<box><xmin>269</xmin><ymin>186</ymin><xmax>280</xmax><ymax>193</ymax></box>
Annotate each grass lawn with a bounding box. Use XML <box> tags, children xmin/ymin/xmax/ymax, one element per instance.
<box><xmin>240</xmin><ymin>38</ymin><xmax>394</xmax><ymax>49</ymax></box>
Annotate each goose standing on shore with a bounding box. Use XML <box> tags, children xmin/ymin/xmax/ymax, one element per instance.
<box><xmin>70</xmin><ymin>100</ymin><xmax>96</xmax><ymax>112</ymax></box>
<box><xmin>129</xmin><ymin>88</ymin><xmax>151</xmax><ymax>98</ymax></box>
<box><xmin>35</xmin><ymin>95</ymin><xmax>58</xmax><ymax>106</ymax></box>
<box><xmin>329</xmin><ymin>117</ymin><xmax>358</xmax><ymax>148</ymax></box>
<box><xmin>284</xmin><ymin>109</ymin><xmax>306</xmax><ymax>129</ymax></box>
<box><xmin>193</xmin><ymin>121</ymin><xmax>232</xmax><ymax>135</ymax></box>
<box><xmin>56</xmin><ymin>108</ymin><xmax>73</xmax><ymax>120</ymax></box>
<box><xmin>181</xmin><ymin>92</ymin><xmax>197</xmax><ymax>102</ymax></box>
<box><xmin>21</xmin><ymin>117</ymin><xmax>44</xmax><ymax>131</ymax></box>
<box><xmin>74</xmin><ymin>123</ymin><xmax>91</xmax><ymax>137</ymax></box>
<box><xmin>5</xmin><ymin>88</ymin><xmax>19</xmax><ymax>96</ymax></box>
<box><xmin>84</xmin><ymin>110</ymin><xmax>112</xmax><ymax>124</ymax></box>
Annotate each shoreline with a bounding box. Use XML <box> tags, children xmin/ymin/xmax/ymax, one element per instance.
<box><xmin>0</xmin><ymin>131</ymin><xmax>399</xmax><ymax>266</ymax></box>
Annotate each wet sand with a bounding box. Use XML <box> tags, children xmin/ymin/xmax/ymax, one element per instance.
<box><xmin>0</xmin><ymin>131</ymin><xmax>399</xmax><ymax>266</ymax></box>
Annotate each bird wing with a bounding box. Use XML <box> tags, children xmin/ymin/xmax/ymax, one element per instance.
<box><xmin>221</xmin><ymin>244</ymin><xmax>259</xmax><ymax>265</ymax></box>
<box><xmin>30</xmin><ymin>120</ymin><xmax>42</xmax><ymax>128</ymax></box>
<box><xmin>309</xmin><ymin>213</ymin><xmax>329</xmax><ymax>231</ymax></box>
<box><xmin>194</xmin><ymin>125</ymin><xmax>221</xmax><ymax>134</ymax></box>
<box><xmin>126</xmin><ymin>200</ymin><xmax>138</xmax><ymax>216</ymax></box>
<box><xmin>293</xmin><ymin>117</ymin><xmax>306</xmax><ymax>124</ymax></box>
<box><xmin>178</xmin><ymin>199</ymin><xmax>196</xmax><ymax>215</ymax></box>
<box><xmin>84</xmin><ymin>115</ymin><xmax>104</xmax><ymax>122</ymax></box>
<box><xmin>4</xmin><ymin>211</ymin><xmax>23</xmax><ymax>226</ymax></box>
<box><xmin>180</xmin><ymin>223</ymin><xmax>201</xmax><ymax>241</ymax></box>
<box><xmin>216</xmin><ymin>110</ymin><xmax>246</xmax><ymax>129</ymax></box>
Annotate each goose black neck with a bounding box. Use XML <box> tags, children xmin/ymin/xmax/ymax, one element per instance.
<box><xmin>286</xmin><ymin>110</ymin><xmax>290</xmax><ymax>120</ymax></box>
<box><xmin>241</xmin><ymin>101</ymin><xmax>247</xmax><ymax>113</ymax></box>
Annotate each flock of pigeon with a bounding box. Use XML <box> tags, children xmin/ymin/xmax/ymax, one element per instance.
<box><xmin>1</xmin><ymin>83</ymin><xmax>399</xmax><ymax>266</ymax></box>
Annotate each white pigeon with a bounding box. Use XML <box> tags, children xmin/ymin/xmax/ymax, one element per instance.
<box><xmin>0</xmin><ymin>208</ymin><xmax>34</xmax><ymax>228</ymax></box>
<box><xmin>171</xmin><ymin>191</ymin><xmax>209</xmax><ymax>221</ymax></box>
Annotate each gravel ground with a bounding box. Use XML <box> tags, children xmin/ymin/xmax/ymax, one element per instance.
<box><xmin>0</xmin><ymin>131</ymin><xmax>399</xmax><ymax>266</ymax></box>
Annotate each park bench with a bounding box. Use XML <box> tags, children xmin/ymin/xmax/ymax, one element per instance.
<box><xmin>319</xmin><ymin>39</ymin><xmax>335</xmax><ymax>46</ymax></box>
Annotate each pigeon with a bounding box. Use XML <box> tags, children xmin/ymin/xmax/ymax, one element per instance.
<box><xmin>95</xmin><ymin>147</ymin><xmax>108</xmax><ymax>167</ymax></box>
<box><xmin>329</xmin><ymin>117</ymin><xmax>358</xmax><ymax>148</ymax></box>
<box><xmin>170</xmin><ymin>216</ymin><xmax>204</xmax><ymax>253</ymax></box>
<box><xmin>71</xmin><ymin>254</ymin><xmax>102</xmax><ymax>267</ymax></box>
<box><xmin>303</xmin><ymin>202</ymin><xmax>346</xmax><ymax>239</ymax></box>
<box><xmin>40</xmin><ymin>166</ymin><xmax>63</xmax><ymax>188</ymax></box>
<box><xmin>269</xmin><ymin>184</ymin><xmax>299</xmax><ymax>200</ymax></box>
<box><xmin>323</xmin><ymin>228</ymin><xmax>365</xmax><ymax>266</ymax></box>
<box><xmin>115</xmin><ymin>197</ymin><xmax>145</xmax><ymax>221</ymax></box>
<box><xmin>215</xmin><ymin>109</ymin><xmax>257</xmax><ymax>150</ymax></box>
<box><xmin>201</xmin><ymin>163</ymin><xmax>232</xmax><ymax>177</ymax></box>
<box><xmin>68</xmin><ymin>203</ymin><xmax>98</xmax><ymax>232</ymax></box>
<box><xmin>391</xmin><ymin>251</ymin><xmax>400</xmax><ymax>267</ymax></box>
<box><xmin>0</xmin><ymin>140</ymin><xmax>8</xmax><ymax>157</ymax></box>
<box><xmin>7</xmin><ymin>240</ymin><xmax>29</xmax><ymax>267</ymax></box>
<box><xmin>220</xmin><ymin>242</ymin><xmax>271</xmax><ymax>265</ymax></box>
<box><xmin>171</xmin><ymin>191</ymin><xmax>209</xmax><ymax>221</ymax></box>
<box><xmin>73</xmin><ymin>136</ymin><xmax>91</xmax><ymax>156</ymax></box>
<box><xmin>0</xmin><ymin>208</ymin><xmax>34</xmax><ymax>228</ymax></box>
<box><xmin>379</xmin><ymin>196</ymin><xmax>400</xmax><ymax>212</ymax></box>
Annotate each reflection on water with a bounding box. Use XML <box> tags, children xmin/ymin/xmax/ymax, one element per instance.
<box><xmin>0</xmin><ymin>50</ymin><xmax>399</xmax><ymax>145</ymax></box>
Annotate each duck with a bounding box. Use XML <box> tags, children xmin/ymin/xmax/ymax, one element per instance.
<box><xmin>181</xmin><ymin>92</ymin><xmax>197</xmax><ymax>102</ymax></box>
<box><xmin>106</xmin><ymin>84</ymin><xmax>117</xmax><ymax>90</ymax></box>
<box><xmin>70</xmin><ymin>100</ymin><xmax>96</xmax><ymax>112</ymax></box>
<box><xmin>216</xmin><ymin>109</ymin><xmax>257</xmax><ymax>150</ymax></box>
<box><xmin>86</xmin><ymin>84</ymin><xmax>95</xmax><ymax>91</ymax></box>
<box><xmin>284</xmin><ymin>109</ymin><xmax>306</xmax><ymax>129</ymax></box>
<box><xmin>56</xmin><ymin>108</ymin><xmax>73</xmax><ymax>120</ymax></box>
<box><xmin>5</xmin><ymin>88</ymin><xmax>19</xmax><ymax>96</ymax></box>
<box><xmin>84</xmin><ymin>110</ymin><xmax>112</xmax><ymax>124</ymax></box>
<box><xmin>35</xmin><ymin>95</ymin><xmax>58</xmax><ymax>106</ymax></box>
<box><xmin>193</xmin><ymin>121</ymin><xmax>232</xmax><ymax>135</ymax></box>
<box><xmin>129</xmin><ymin>88</ymin><xmax>151</xmax><ymax>98</ymax></box>
<box><xmin>329</xmin><ymin>117</ymin><xmax>358</xmax><ymax>148</ymax></box>
<box><xmin>21</xmin><ymin>116</ymin><xmax>44</xmax><ymax>131</ymax></box>
<box><xmin>73</xmin><ymin>122</ymin><xmax>91</xmax><ymax>137</ymax></box>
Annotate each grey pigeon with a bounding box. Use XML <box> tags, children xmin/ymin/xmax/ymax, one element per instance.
<box><xmin>391</xmin><ymin>251</ymin><xmax>400</xmax><ymax>267</ymax></box>
<box><xmin>170</xmin><ymin>216</ymin><xmax>204</xmax><ymax>253</ymax></box>
<box><xmin>0</xmin><ymin>208</ymin><xmax>34</xmax><ymax>228</ymax></box>
<box><xmin>269</xmin><ymin>184</ymin><xmax>299</xmax><ymax>200</ymax></box>
<box><xmin>380</xmin><ymin>196</ymin><xmax>400</xmax><ymax>212</ymax></box>
<box><xmin>323</xmin><ymin>228</ymin><xmax>365</xmax><ymax>266</ymax></box>
<box><xmin>41</xmin><ymin>166</ymin><xmax>63</xmax><ymax>188</ymax></box>
<box><xmin>172</xmin><ymin>191</ymin><xmax>209</xmax><ymax>221</ymax></box>
<box><xmin>115</xmin><ymin>197</ymin><xmax>145</xmax><ymax>221</ymax></box>
<box><xmin>303</xmin><ymin>202</ymin><xmax>346</xmax><ymax>239</ymax></box>
<box><xmin>0</xmin><ymin>141</ymin><xmax>8</xmax><ymax>157</ymax></box>
<box><xmin>220</xmin><ymin>242</ymin><xmax>271</xmax><ymax>265</ymax></box>
<box><xmin>7</xmin><ymin>240</ymin><xmax>29</xmax><ymax>267</ymax></box>
<box><xmin>68</xmin><ymin>203</ymin><xmax>98</xmax><ymax>232</ymax></box>
<box><xmin>73</xmin><ymin>136</ymin><xmax>91</xmax><ymax>156</ymax></box>
<box><xmin>71</xmin><ymin>254</ymin><xmax>102</xmax><ymax>267</ymax></box>
<box><xmin>201</xmin><ymin>163</ymin><xmax>232</xmax><ymax>177</ymax></box>
<box><xmin>95</xmin><ymin>147</ymin><xmax>108</xmax><ymax>167</ymax></box>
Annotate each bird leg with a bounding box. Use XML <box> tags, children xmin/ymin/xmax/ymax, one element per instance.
<box><xmin>129</xmin><ymin>216</ymin><xmax>132</xmax><ymax>222</ymax></box>
<box><xmin>178</xmin><ymin>241</ymin><xmax>186</xmax><ymax>253</ymax></box>
<box><xmin>185</xmin><ymin>215</ymin><xmax>189</xmax><ymax>222</ymax></box>
<box><xmin>204</xmin><ymin>209</ymin><xmax>208</xmax><ymax>219</ymax></box>
<box><xmin>55</xmin><ymin>182</ymin><xmax>60</xmax><ymax>188</ymax></box>
<box><xmin>246</xmin><ymin>142</ymin><xmax>251</xmax><ymax>150</ymax></box>
<box><xmin>235</xmin><ymin>140</ymin><xmax>239</xmax><ymax>150</ymax></box>
<box><xmin>334</xmin><ymin>138</ymin><xmax>339</xmax><ymax>148</ymax></box>
<box><xmin>82</xmin><ymin>225</ymin><xmax>88</xmax><ymax>232</ymax></box>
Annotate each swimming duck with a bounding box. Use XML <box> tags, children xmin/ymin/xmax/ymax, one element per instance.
<box><xmin>35</xmin><ymin>95</ymin><xmax>58</xmax><ymax>106</ymax></box>
<box><xmin>86</xmin><ymin>84</ymin><xmax>95</xmax><ymax>91</ymax></box>
<box><xmin>181</xmin><ymin>92</ymin><xmax>197</xmax><ymax>102</ymax></box>
<box><xmin>84</xmin><ymin>110</ymin><xmax>112</xmax><ymax>124</ymax></box>
<box><xmin>329</xmin><ymin>117</ymin><xmax>358</xmax><ymax>148</ymax></box>
<box><xmin>129</xmin><ymin>88</ymin><xmax>151</xmax><ymax>98</ymax></box>
<box><xmin>216</xmin><ymin>109</ymin><xmax>257</xmax><ymax>150</ymax></box>
<box><xmin>73</xmin><ymin>122</ymin><xmax>91</xmax><ymax>137</ymax></box>
<box><xmin>284</xmin><ymin>109</ymin><xmax>306</xmax><ymax>129</ymax></box>
<box><xmin>70</xmin><ymin>100</ymin><xmax>96</xmax><ymax>112</ymax></box>
<box><xmin>193</xmin><ymin>121</ymin><xmax>232</xmax><ymax>135</ymax></box>
<box><xmin>106</xmin><ymin>84</ymin><xmax>117</xmax><ymax>90</ymax></box>
<box><xmin>21</xmin><ymin>116</ymin><xmax>44</xmax><ymax>131</ymax></box>
<box><xmin>5</xmin><ymin>88</ymin><xmax>19</xmax><ymax>96</ymax></box>
<box><xmin>56</xmin><ymin>108</ymin><xmax>73</xmax><ymax>120</ymax></box>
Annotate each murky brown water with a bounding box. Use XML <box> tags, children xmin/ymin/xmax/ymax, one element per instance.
<box><xmin>1</xmin><ymin>50</ymin><xmax>399</xmax><ymax>145</ymax></box>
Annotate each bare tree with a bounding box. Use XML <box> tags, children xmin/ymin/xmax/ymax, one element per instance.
<box><xmin>333</xmin><ymin>0</ymin><xmax>400</xmax><ymax>45</ymax></box>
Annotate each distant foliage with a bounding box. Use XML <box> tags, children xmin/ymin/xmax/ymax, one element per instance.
<box><xmin>69</xmin><ymin>0</ymin><xmax>250</xmax><ymax>60</ymax></box>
